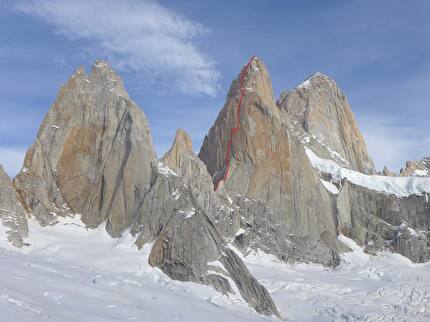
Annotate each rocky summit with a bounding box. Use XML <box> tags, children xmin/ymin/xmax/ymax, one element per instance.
<box><xmin>1</xmin><ymin>58</ymin><xmax>429</xmax><ymax>318</ymax></box>
<box><xmin>277</xmin><ymin>72</ymin><xmax>375</xmax><ymax>174</ymax></box>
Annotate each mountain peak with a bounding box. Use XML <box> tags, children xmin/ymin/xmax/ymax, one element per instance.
<box><xmin>14</xmin><ymin>59</ymin><xmax>156</xmax><ymax>237</ymax></box>
<box><xmin>87</xmin><ymin>60</ymin><xmax>127</xmax><ymax>95</ymax></box>
<box><xmin>297</xmin><ymin>72</ymin><xmax>336</xmax><ymax>90</ymax></box>
<box><xmin>226</xmin><ymin>56</ymin><xmax>274</xmax><ymax>103</ymax></box>
<box><xmin>161</xmin><ymin>128</ymin><xmax>195</xmax><ymax>173</ymax></box>
<box><xmin>279</xmin><ymin>72</ymin><xmax>375</xmax><ymax>174</ymax></box>
<box><xmin>167</xmin><ymin>129</ymin><xmax>193</xmax><ymax>156</ymax></box>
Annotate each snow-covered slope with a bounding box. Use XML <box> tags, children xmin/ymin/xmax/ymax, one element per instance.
<box><xmin>1</xmin><ymin>217</ymin><xmax>429</xmax><ymax>321</ymax></box>
<box><xmin>0</xmin><ymin>217</ymin><xmax>269</xmax><ymax>322</ymax></box>
<box><xmin>306</xmin><ymin>147</ymin><xmax>430</xmax><ymax>197</ymax></box>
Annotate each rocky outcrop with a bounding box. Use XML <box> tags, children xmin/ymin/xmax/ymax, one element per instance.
<box><xmin>160</xmin><ymin>129</ymin><xmax>240</xmax><ymax>238</ymax></box>
<box><xmin>400</xmin><ymin>157</ymin><xmax>430</xmax><ymax>177</ymax></box>
<box><xmin>14</xmin><ymin>61</ymin><xmax>156</xmax><ymax>236</ymax></box>
<box><xmin>337</xmin><ymin>180</ymin><xmax>429</xmax><ymax>262</ymax></box>
<box><xmin>199</xmin><ymin>57</ymin><xmax>342</xmax><ymax>266</ymax></box>
<box><xmin>277</xmin><ymin>73</ymin><xmax>375</xmax><ymax>174</ymax></box>
<box><xmin>380</xmin><ymin>166</ymin><xmax>397</xmax><ymax>177</ymax></box>
<box><xmin>131</xmin><ymin>159</ymin><xmax>279</xmax><ymax>316</ymax></box>
<box><xmin>0</xmin><ymin>166</ymin><xmax>28</xmax><ymax>247</ymax></box>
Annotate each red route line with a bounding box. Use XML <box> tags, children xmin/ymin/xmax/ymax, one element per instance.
<box><xmin>214</xmin><ymin>56</ymin><xmax>255</xmax><ymax>191</ymax></box>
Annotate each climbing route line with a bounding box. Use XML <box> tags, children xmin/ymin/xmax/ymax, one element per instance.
<box><xmin>214</xmin><ymin>56</ymin><xmax>255</xmax><ymax>191</ymax></box>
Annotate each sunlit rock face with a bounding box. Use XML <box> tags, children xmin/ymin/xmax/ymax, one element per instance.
<box><xmin>14</xmin><ymin>61</ymin><xmax>156</xmax><ymax>237</ymax></box>
<box><xmin>277</xmin><ymin>72</ymin><xmax>375</xmax><ymax>174</ymax></box>
<box><xmin>199</xmin><ymin>57</ymin><xmax>342</xmax><ymax>266</ymax></box>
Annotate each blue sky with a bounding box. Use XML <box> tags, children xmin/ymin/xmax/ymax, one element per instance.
<box><xmin>1</xmin><ymin>0</ymin><xmax>429</xmax><ymax>176</ymax></box>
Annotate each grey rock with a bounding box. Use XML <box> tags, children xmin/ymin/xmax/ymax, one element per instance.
<box><xmin>380</xmin><ymin>166</ymin><xmax>397</xmax><ymax>177</ymax></box>
<box><xmin>277</xmin><ymin>72</ymin><xmax>375</xmax><ymax>174</ymax></box>
<box><xmin>161</xmin><ymin>129</ymin><xmax>240</xmax><ymax>238</ymax></box>
<box><xmin>400</xmin><ymin>156</ymin><xmax>430</xmax><ymax>177</ymax></box>
<box><xmin>14</xmin><ymin>61</ymin><xmax>156</xmax><ymax>236</ymax></box>
<box><xmin>337</xmin><ymin>180</ymin><xmax>429</xmax><ymax>262</ymax></box>
<box><xmin>0</xmin><ymin>165</ymin><xmax>28</xmax><ymax>247</ymax></box>
<box><xmin>136</xmin><ymin>161</ymin><xmax>279</xmax><ymax>316</ymax></box>
<box><xmin>199</xmin><ymin>57</ymin><xmax>341</xmax><ymax>265</ymax></box>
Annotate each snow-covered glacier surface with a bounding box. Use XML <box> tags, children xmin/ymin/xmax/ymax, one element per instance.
<box><xmin>1</xmin><ymin>217</ymin><xmax>429</xmax><ymax>322</ymax></box>
<box><xmin>305</xmin><ymin>147</ymin><xmax>430</xmax><ymax>197</ymax></box>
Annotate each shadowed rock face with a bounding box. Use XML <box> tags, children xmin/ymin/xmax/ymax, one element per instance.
<box><xmin>337</xmin><ymin>180</ymin><xmax>430</xmax><ymax>262</ymax></box>
<box><xmin>198</xmin><ymin>58</ymin><xmax>342</xmax><ymax>265</ymax></box>
<box><xmin>160</xmin><ymin>129</ymin><xmax>240</xmax><ymax>238</ymax></box>
<box><xmin>131</xmin><ymin>158</ymin><xmax>279</xmax><ymax>316</ymax></box>
<box><xmin>0</xmin><ymin>166</ymin><xmax>28</xmax><ymax>247</ymax></box>
<box><xmin>14</xmin><ymin>61</ymin><xmax>156</xmax><ymax>237</ymax></box>
<box><xmin>277</xmin><ymin>73</ymin><xmax>375</xmax><ymax>174</ymax></box>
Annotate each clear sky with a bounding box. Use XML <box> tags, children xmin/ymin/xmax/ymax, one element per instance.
<box><xmin>1</xmin><ymin>0</ymin><xmax>429</xmax><ymax>176</ymax></box>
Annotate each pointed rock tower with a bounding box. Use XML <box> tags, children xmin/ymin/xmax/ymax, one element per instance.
<box><xmin>277</xmin><ymin>73</ymin><xmax>375</xmax><ymax>174</ymax></box>
<box><xmin>199</xmin><ymin>57</ymin><xmax>287</xmax><ymax>202</ymax></box>
<box><xmin>199</xmin><ymin>58</ymin><xmax>342</xmax><ymax>264</ymax></box>
<box><xmin>14</xmin><ymin>61</ymin><xmax>156</xmax><ymax>236</ymax></box>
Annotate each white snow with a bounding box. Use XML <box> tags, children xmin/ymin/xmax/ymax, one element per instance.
<box><xmin>51</xmin><ymin>125</ymin><xmax>60</xmax><ymax>129</ymax></box>
<box><xmin>226</xmin><ymin>194</ymin><xmax>233</xmax><ymax>205</ymax></box>
<box><xmin>157</xmin><ymin>162</ymin><xmax>177</xmax><ymax>177</ymax></box>
<box><xmin>320</xmin><ymin>179</ymin><xmax>340</xmax><ymax>194</ymax></box>
<box><xmin>306</xmin><ymin>147</ymin><xmax>430</xmax><ymax>197</ymax></box>
<box><xmin>235</xmin><ymin>228</ymin><xmax>246</xmax><ymax>236</ymax></box>
<box><xmin>0</xmin><ymin>217</ymin><xmax>429</xmax><ymax>321</ymax></box>
<box><xmin>237</xmin><ymin>237</ymin><xmax>430</xmax><ymax>321</ymax></box>
<box><xmin>297</xmin><ymin>72</ymin><xmax>325</xmax><ymax>89</ymax></box>
<box><xmin>179</xmin><ymin>208</ymin><xmax>195</xmax><ymax>219</ymax></box>
<box><xmin>297</xmin><ymin>78</ymin><xmax>311</xmax><ymax>89</ymax></box>
<box><xmin>0</xmin><ymin>217</ymin><xmax>269</xmax><ymax>322</ymax></box>
<box><xmin>171</xmin><ymin>189</ymin><xmax>181</xmax><ymax>201</ymax></box>
<box><xmin>414</xmin><ymin>169</ymin><xmax>429</xmax><ymax>177</ymax></box>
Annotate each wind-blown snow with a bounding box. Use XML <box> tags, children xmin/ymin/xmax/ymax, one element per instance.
<box><xmin>1</xmin><ymin>217</ymin><xmax>429</xmax><ymax>321</ymax></box>
<box><xmin>306</xmin><ymin>147</ymin><xmax>430</xmax><ymax>197</ymax></box>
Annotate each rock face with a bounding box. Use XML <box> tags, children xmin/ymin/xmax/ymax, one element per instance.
<box><xmin>277</xmin><ymin>73</ymin><xmax>375</xmax><ymax>174</ymax></box>
<box><xmin>337</xmin><ymin>180</ymin><xmax>429</xmax><ymax>262</ymax></box>
<box><xmin>199</xmin><ymin>57</ymin><xmax>342</xmax><ymax>266</ymax></box>
<box><xmin>0</xmin><ymin>166</ymin><xmax>28</xmax><ymax>247</ymax></box>
<box><xmin>14</xmin><ymin>61</ymin><xmax>156</xmax><ymax>236</ymax></box>
<box><xmin>132</xmin><ymin>132</ymin><xmax>279</xmax><ymax>316</ymax></box>
<box><xmin>160</xmin><ymin>129</ymin><xmax>240</xmax><ymax>238</ymax></box>
<box><xmin>401</xmin><ymin>157</ymin><xmax>430</xmax><ymax>177</ymax></box>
